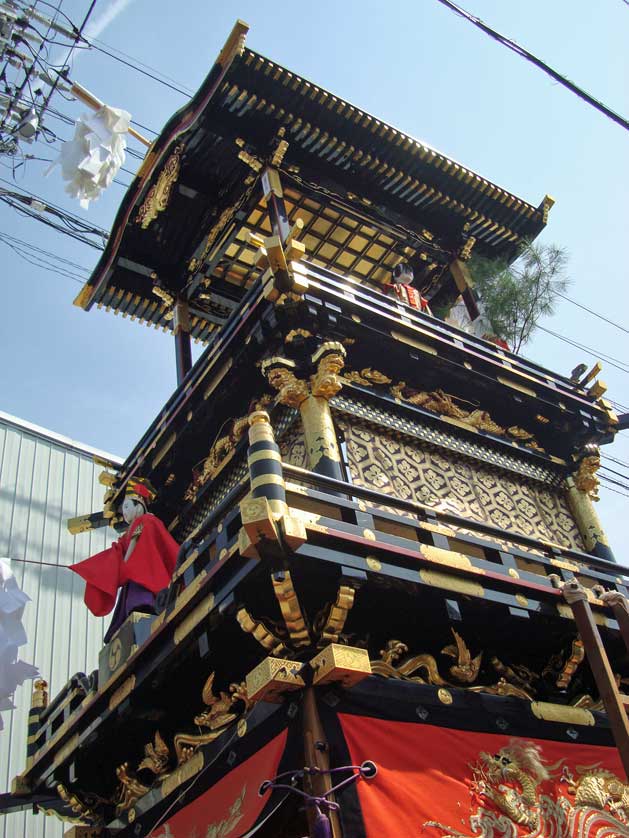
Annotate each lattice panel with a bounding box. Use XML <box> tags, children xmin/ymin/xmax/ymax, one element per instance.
<box><xmin>213</xmin><ymin>183</ymin><xmax>443</xmax><ymax>293</ymax></box>
<box><xmin>338</xmin><ymin>418</ymin><xmax>584</xmax><ymax>551</ymax></box>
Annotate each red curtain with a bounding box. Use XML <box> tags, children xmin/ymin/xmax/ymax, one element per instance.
<box><xmin>149</xmin><ymin>730</ymin><xmax>287</xmax><ymax>838</ymax></box>
<box><xmin>340</xmin><ymin>714</ymin><xmax>628</xmax><ymax>837</ymax></box>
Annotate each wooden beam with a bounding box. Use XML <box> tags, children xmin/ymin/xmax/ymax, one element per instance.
<box><xmin>562</xmin><ymin>579</ymin><xmax>629</xmax><ymax>779</ymax></box>
<box><xmin>302</xmin><ymin>688</ymin><xmax>342</xmax><ymax>838</ymax></box>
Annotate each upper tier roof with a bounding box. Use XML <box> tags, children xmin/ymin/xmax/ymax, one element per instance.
<box><xmin>74</xmin><ymin>21</ymin><xmax>552</xmax><ymax>342</ymax></box>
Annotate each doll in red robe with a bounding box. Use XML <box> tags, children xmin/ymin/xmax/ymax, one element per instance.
<box><xmin>385</xmin><ymin>263</ymin><xmax>432</xmax><ymax>314</ymax></box>
<box><xmin>71</xmin><ymin>479</ymin><xmax>179</xmax><ymax>642</ymax></box>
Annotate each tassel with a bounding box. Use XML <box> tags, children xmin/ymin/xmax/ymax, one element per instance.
<box><xmin>313</xmin><ymin>805</ymin><xmax>332</xmax><ymax>838</ymax></box>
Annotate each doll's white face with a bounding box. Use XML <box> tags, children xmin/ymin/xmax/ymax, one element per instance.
<box><xmin>121</xmin><ymin>498</ymin><xmax>143</xmax><ymax>525</ymax></box>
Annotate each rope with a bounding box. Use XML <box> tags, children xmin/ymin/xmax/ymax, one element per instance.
<box><xmin>258</xmin><ymin>762</ymin><xmax>377</xmax><ymax>837</ymax></box>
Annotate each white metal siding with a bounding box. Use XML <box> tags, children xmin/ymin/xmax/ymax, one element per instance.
<box><xmin>0</xmin><ymin>414</ymin><xmax>121</xmax><ymax>838</ymax></box>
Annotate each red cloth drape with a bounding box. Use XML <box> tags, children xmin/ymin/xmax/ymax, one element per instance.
<box><xmin>70</xmin><ymin>514</ymin><xmax>178</xmax><ymax>616</ymax></box>
<box><xmin>148</xmin><ymin>730</ymin><xmax>288</xmax><ymax>838</ymax></box>
<box><xmin>340</xmin><ymin>713</ymin><xmax>628</xmax><ymax>837</ymax></box>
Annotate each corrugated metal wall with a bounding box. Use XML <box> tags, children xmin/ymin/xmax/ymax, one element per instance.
<box><xmin>0</xmin><ymin>412</ymin><xmax>122</xmax><ymax>838</ymax></box>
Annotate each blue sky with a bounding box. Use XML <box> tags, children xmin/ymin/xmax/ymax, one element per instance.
<box><xmin>1</xmin><ymin>0</ymin><xmax>628</xmax><ymax>548</ymax></box>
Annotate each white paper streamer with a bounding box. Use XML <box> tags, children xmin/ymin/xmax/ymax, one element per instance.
<box><xmin>0</xmin><ymin>559</ymin><xmax>39</xmax><ymax>731</ymax></box>
<box><xmin>47</xmin><ymin>105</ymin><xmax>131</xmax><ymax>208</ymax></box>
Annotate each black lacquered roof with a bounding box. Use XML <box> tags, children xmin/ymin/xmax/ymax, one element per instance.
<box><xmin>75</xmin><ymin>21</ymin><xmax>550</xmax><ymax>340</ymax></box>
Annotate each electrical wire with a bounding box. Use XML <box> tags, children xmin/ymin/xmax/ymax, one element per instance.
<box><xmin>0</xmin><ymin>194</ymin><xmax>107</xmax><ymax>249</ymax></box>
<box><xmin>0</xmin><ymin>230</ymin><xmax>92</xmax><ymax>270</ymax></box>
<box><xmin>601</xmin><ymin>464</ymin><xmax>629</xmax><ymax>482</ymax></box>
<box><xmin>603</xmin><ymin>453</ymin><xmax>629</xmax><ymax>470</ymax></box>
<box><xmin>537</xmin><ymin>326</ymin><xmax>629</xmax><ymax>375</ymax></box>
<box><xmin>600</xmin><ymin>482</ymin><xmax>629</xmax><ymax>499</ymax></box>
<box><xmin>37</xmin><ymin>0</ymin><xmax>98</xmax><ymax>119</ymax></box>
<box><xmin>0</xmin><ymin>233</ymin><xmax>90</xmax><ymax>282</ymax></box>
<box><xmin>557</xmin><ymin>292</ymin><xmax>629</xmax><ymax>335</ymax></box>
<box><xmin>90</xmin><ymin>36</ymin><xmax>194</xmax><ymax>97</ymax></box>
<box><xmin>434</xmin><ymin>0</ymin><xmax>629</xmax><ymax>133</ymax></box>
<box><xmin>87</xmin><ymin>42</ymin><xmax>190</xmax><ymax>97</ymax></box>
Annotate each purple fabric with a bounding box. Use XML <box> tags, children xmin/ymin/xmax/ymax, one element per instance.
<box><xmin>313</xmin><ymin>808</ymin><xmax>332</xmax><ymax>838</ymax></box>
<box><xmin>104</xmin><ymin>581</ymin><xmax>155</xmax><ymax>643</ymax></box>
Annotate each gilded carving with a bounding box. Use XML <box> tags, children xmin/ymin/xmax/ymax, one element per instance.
<box><xmin>425</xmin><ymin>739</ymin><xmax>629</xmax><ymax>837</ymax></box>
<box><xmin>372</xmin><ymin>632</ymin><xmax>602</xmax><ymax>707</ymax></box>
<box><xmin>574</xmin><ymin>450</ymin><xmax>601</xmax><ymax>501</ymax></box>
<box><xmin>263</xmin><ymin>361</ymin><xmax>310</xmax><ymax>408</ymax></box>
<box><xmin>135</xmin><ymin>145</ymin><xmax>182</xmax><ymax>230</ymax></box>
<box><xmin>371</xmin><ymin>631</ymin><xmax>482</xmax><ymax>687</ymax></box>
<box><xmin>310</xmin><ymin>342</ymin><xmax>346</xmax><ymax>400</ymax></box>
<box><xmin>57</xmin><ymin>784</ymin><xmax>106</xmax><ymax>824</ymax></box>
<box><xmin>343</xmin><ymin>368</ymin><xmax>392</xmax><ymax>386</ymax></box>
<box><xmin>113</xmin><ymin>673</ymin><xmax>254</xmax><ymax>813</ymax></box>
<box><xmin>32</xmin><ymin>679</ymin><xmax>49</xmax><ymax>709</ymax></box>
<box><xmin>238</xmin><ymin>576</ymin><xmax>358</xmax><ymax>656</ymax></box>
<box><xmin>236</xmin><ymin>607</ymin><xmax>287</xmax><ymax>656</ymax></box>
<box><xmin>272</xmin><ymin>571</ymin><xmax>311</xmax><ymax>648</ymax></box>
<box><xmin>285</xmin><ymin>328</ymin><xmax>313</xmax><ymax>344</ymax></box>
<box><xmin>137</xmin><ymin>731</ymin><xmax>170</xmax><ymax>777</ymax></box>
<box><xmin>261</xmin><ymin>344</ymin><xmax>345</xmax><ymax>470</ymax></box>
<box><xmin>184</xmin><ymin>395</ymin><xmax>272</xmax><ymax>502</ymax></box>
<box><xmin>174</xmin><ymin>673</ymin><xmax>251</xmax><ymax>765</ymax></box>
<box><xmin>114</xmin><ymin>763</ymin><xmax>149</xmax><ymax>813</ymax></box>
<box><xmin>389</xmin><ymin>382</ymin><xmax>543</xmax><ymax>452</ymax></box>
<box><xmin>339</xmin><ymin>418</ymin><xmax>583</xmax><ymax>550</ymax></box>
<box><xmin>314</xmin><ymin>585</ymin><xmax>356</xmax><ymax>646</ymax></box>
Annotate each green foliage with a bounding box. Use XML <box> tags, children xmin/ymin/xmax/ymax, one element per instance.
<box><xmin>468</xmin><ymin>241</ymin><xmax>569</xmax><ymax>353</ymax></box>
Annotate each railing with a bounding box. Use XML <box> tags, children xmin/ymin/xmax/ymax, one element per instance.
<box><xmin>280</xmin><ymin>462</ymin><xmax>628</xmax><ymax>606</ymax></box>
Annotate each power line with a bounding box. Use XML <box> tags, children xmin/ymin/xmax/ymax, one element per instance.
<box><xmin>0</xmin><ymin>234</ymin><xmax>89</xmax><ymax>282</ymax></box>
<box><xmin>91</xmin><ymin>36</ymin><xmax>193</xmax><ymax>98</ymax></box>
<box><xmin>601</xmin><ymin>464</ymin><xmax>629</xmax><ymax>482</ymax></box>
<box><xmin>537</xmin><ymin>326</ymin><xmax>629</xmax><ymax>375</ymax></box>
<box><xmin>435</xmin><ymin>0</ymin><xmax>629</xmax><ymax>133</ymax></box>
<box><xmin>37</xmin><ymin>1</ymin><xmax>98</xmax><ymax>126</ymax></box>
<box><xmin>603</xmin><ymin>453</ymin><xmax>629</xmax><ymax>470</ymax></box>
<box><xmin>0</xmin><ymin>230</ymin><xmax>92</xmax><ymax>273</ymax></box>
<box><xmin>87</xmin><ymin>41</ymin><xmax>190</xmax><ymax>98</ymax></box>
<box><xmin>600</xmin><ymin>474</ymin><xmax>629</xmax><ymax>493</ymax></box>
<box><xmin>600</xmin><ymin>482</ymin><xmax>629</xmax><ymax>499</ymax></box>
<box><xmin>557</xmin><ymin>292</ymin><xmax>629</xmax><ymax>335</ymax></box>
<box><xmin>0</xmin><ymin>191</ymin><xmax>107</xmax><ymax>249</ymax></box>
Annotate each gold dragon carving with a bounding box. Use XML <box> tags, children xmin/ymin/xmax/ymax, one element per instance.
<box><xmin>371</xmin><ymin>630</ymin><xmax>609</xmax><ymax>705</ymax></box>
<box><xmin>112</xmin><ymin>673</ymin><xmax>254</xmax><ymax>814</ymax></box>
<box><xmin>341</xmin><ymin>367</ymin><xmax>543</xmax><ymax>452</ymax></box>
<box><xmin>184</xmin><ymin>395</ymin><xmax>273</xmax><ymax>502</ymax></box>
<box><xmin>135</xmin><ymin>145</ymin><xmax>183</xmax><ymax>230</ymax></box>
<box><xmin>425</xmin><ymin>739</ymin><xmax>629</xmax><ymax>836</ymax></box>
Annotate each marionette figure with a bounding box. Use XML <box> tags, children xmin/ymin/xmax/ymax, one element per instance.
<box><xmin>70</xmin><ymin>480</ymin><xmax>179</xmax><ymax>643</ymax></box>
<box><xmin>385</xmin><ymin>262</ymin><xmax>432</xmax><ymax>314</ymax></box>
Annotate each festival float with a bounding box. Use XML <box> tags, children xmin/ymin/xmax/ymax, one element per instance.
<box><xmin>2</xmin><ymin>20</ymin><xmax>629</xmax><ymax>838</ymax></box>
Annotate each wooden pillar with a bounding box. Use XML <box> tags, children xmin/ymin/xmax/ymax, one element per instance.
<box><xmin>174</xmin><ymin>299</ymin><xmax>192</xmax><ymax>385</ymax></box>
<box><xmin>261</xmin><ymin>166</ymin><xmax>290</xmax><ymax>243</ymax></box>
<box><xmin>25</xmin><ymin>679</ymin><xmax>48</xmax><ymax>769</ymax></box>
<box><xmin>302</xmin><ymin>687</ymin><xmax>342</xmax><ymax>838</ymax></box>
<box><xmin>566</xmin><ymin>476</ymin><xmax>615</xmax><ymax>562</ymax></box>
<box><xmin>262</xmin><ymin>343</ymin><xmax>347</xmax><ymax>486</ymax></box>
<box><xmin>449</xmin><ymin>258</ymin><xmax>480</xmax><ymax>322</ymax></box>
<box><xmin>246</xmin><ymin>411</ymin><xmax>287</xmax><ymax>519</ymax></box>
<box><xmin>562</xmin><ymin>580</ymin><xmax>629</xmax><ymax>779</ymax></box>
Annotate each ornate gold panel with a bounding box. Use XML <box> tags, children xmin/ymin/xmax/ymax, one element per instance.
<box><xmin>279</xmin><ymin>424</ymin><xmax>308</xmax><ymax>468</ymax></box>
<box><xmin>339</xmin><ymin>419</ymin><xmax>583</xmax><ymax>551</ymax></box>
